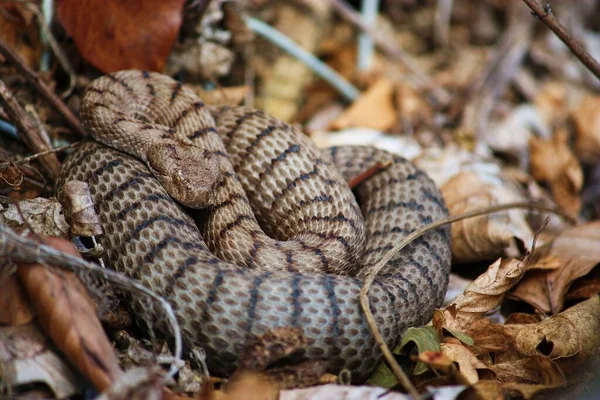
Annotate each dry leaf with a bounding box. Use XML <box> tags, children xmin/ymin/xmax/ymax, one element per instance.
<box><xmin>441</xmin><ymin>171</ymin><xmax>533</xmax><ymax>263</ymax></box>
<box><xmin>57</xmin><ymin>0</ymin><xmax>184</xmax><ymax>72</ymax></box>
<box><xmin>571</xmin><ymin>94</ymin><xmax>600</xmax><ymax>162</ymax></box>
<box><xmin>0</xmin><ymin>4</ymin><xmax>40</xmax><ymax>68</ymax></box>
<box><xmin>58</xmin><ymin>181</ymin><xmax>103</xmax><ymax>237</ymax></box>
<box><xmin>437</xmin><ymin>258</ymin><xmax>529</xmax><ymax>331</ymax></box>
<box><xmin>489</xmin><ymin>355</ymin><xmax>565</xmax><ymax>385</ymax></box>
<box><xmin>566</xmin><ymin>265</ymin><xmax>600</xmax><ymax>302</ymax></box>
<box><xmin>508</xmin><ymin>296</ymin><xmax>600</xmax><ymax>375</ymax></box>
<box><xmin>0</xmin><ymin>273</ymin><xmax>34</xmax><ymax>325</ymax></box>
<box><xmin>529</xmin><ymin>129</ymin><xmax>583</xmax><ymax>214</ymax></box>
<box><xmin>0</xmin><ymin>198</ymin><xmax>69</xmax><ymax>237</ymax></box>
<box><xmin>0</xmin><ymin>324</ymin><xmax>84</xmax><ymax>399</ymax></box>
<box><xmin>461</xmin><ymin>319</ymin><xmax>513</xmax><ymax>355</ymax></box>
<box><xmin>17</xmin><ymin>237</ymin><xmax>123</xmax><ymax>392</ymax></box>
<box><xmin>511</xmin><ymin>221</ymin><xmax>600</xmax><ymax>314</ymax></box>
<box><xmin>329</xmin><ymin>78</ymin><xmax>397</xmax><ymax>131</ymax></box>
<box><xmin>440</xmin><ymin>343</ymin><xmax>490</xmax><ymax>384</ymax></box>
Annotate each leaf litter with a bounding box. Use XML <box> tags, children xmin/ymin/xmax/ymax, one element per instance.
<box><xmin>1</xmin><ymin>0</ymin><xmax>600</xmax><ymax>399</ymax></box>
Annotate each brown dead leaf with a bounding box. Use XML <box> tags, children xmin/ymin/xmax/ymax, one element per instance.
<box><xmin>0</xmin><ymin>274</ymin><xmax>34</xmax><ymax>325</ymax></box>
<box><xmin>441</xmin><ymin>171</ymin><xmax>533</xmax><ymax>263</ymax></box>
<box><xmin>0</xmin><ymin>198</ymin><xmax>69</xmax><ymax>237</ymax></box>
<box><xmin>417</xmin><ymin>350</ymin><xmax>454</xmax><ymax>374</ymax></box>
<box><xmin>437</xmin><ymin>258</ymin><xmax>529</xmax><ymax>331</ymax></box>
<box><xmin>0</xmin><ymin>4</ymin><xmax>40</xmax><ymax>68</ymax></box>
<box><xmin>57</xmin><ymin>181</ymin><xmax>103</xmax><ymax>237</ymax></box>
<box><xmin>462</xmin><ymin>319</ymin><xmax>513</xmax><ymax>355</ymax></box>
<box><xmin>17</xmin><ymin>237</ymin><xmax>123</xmax><ymax>392</ymax></box>
<box><xmin>329</xmin><ymin>78</ymin><xmax>397</xmax><ymax>131</ymax></box>
<box><xmin>57</xmin><ymin>0</ymin><xmax>184</xmax><ymax>72</ymax></box>
<box><xmin>566</xmin><ymin>265</ymin><xmax>600</xmax><ymax>302</ymax></box>
<box><xmin>511</xmin><ymin>221</ymin><xmax>600</xmax><ymax>314</ymax></box>
<box><xmin>529</xmin><ymin>129</ymin><xmax>583</xmax><ymax>214</ymax></box>
<box><xmin>490</xmin><ymin>355</ymin><xmax>565</xmax><ymax>385</ymax></box>
<box><xmin>440</xmin><ymin>343</ymin><xmax>489</xmax><ymax>384</ymax></box>
<box><xmin>571</xmin><ymin>94</ymin><xmax>600</xmax><ymax>163</ymax></box>
<box><xmin>508</xmin><ymin>296</ymin><xmax>600</xmax><ymax>375</ymax></box>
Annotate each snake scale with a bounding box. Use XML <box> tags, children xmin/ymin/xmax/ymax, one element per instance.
<box><xmin>57</xmin><ymin>70</ymin><xmax>451</xmax><ymax>382</ymax></box>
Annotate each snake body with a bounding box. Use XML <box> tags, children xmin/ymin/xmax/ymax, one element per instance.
<box><xmin>58</xmin><ymin>71</ymin><xmax>451</xmax><ymax>381</ymax></box>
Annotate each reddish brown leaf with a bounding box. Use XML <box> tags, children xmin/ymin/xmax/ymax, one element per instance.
<box><xmin>17</xmin><ymin>237</ymin><xmax>123</xmax><ymax>392</ymax></box>
<box><xmin>56</xmin><ymin>0</ymin><xmax>184</xmax><ymax>72</ymax></box>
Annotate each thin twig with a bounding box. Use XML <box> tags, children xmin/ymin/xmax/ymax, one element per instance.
<box><xmin>0</xmin><ymin>142</ymin><xmax>80</xmax><ymax>167</ymax></box>
<box><xmin>0</xmin><ymin>37</ymin><xmax>86</xmax><ymax>137</ymax></box>
<box><xmin>0</xmin><ymin>78</ymin><xmax>61</xmax><ymax>180</ymax></box>
<box><xmin>245</xmin><ymin>17</ymin><xmax>360</xmax><ymax>102</ymax></box>
<box><xmin>327</xmin><ymin>0</ymin><xmax>450</xmax><ymax>106</ymax></box>
<box><xmin>359</xmin><ymin>201</ymin><xmax>575</xmax><ymax>396</ymax></box>
<box><xmin>0</xmin><ymin>224</ymin><xmax>183</xmax><ymax>380</ymax></box>
<box><xmin>522</xmin><ymin>0</ymin><xmax>600</xmax><ymax>81</ymax></box>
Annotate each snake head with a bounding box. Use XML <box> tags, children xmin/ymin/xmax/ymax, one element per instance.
<box><xmin>147</xmin><ymin>143</ymin><xmax>221</xmax><ymax>208</ymax></box>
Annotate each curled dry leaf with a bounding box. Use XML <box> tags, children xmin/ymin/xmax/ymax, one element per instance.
<box><xmin>328</xmin><ymin>78</ymin><xmax>397</xmax><ymax>131</ymax></box>
<box><xmin>489</xmin><ymin>355</ymin><xmax>565</xmax><ymax>385</ymax></box>
<box><xmin>529</xmin><ymin>129</ymin><xmax>583</xmax><ymax>215</ymax></box>
<box><xmin>0</xmin><ymin>324</ymin><xmax>84</xmax><ymax>399</ymax></box>
<box><xmin>436</xmin><ymin>258</ymin><xmax>529</xmax><ymax>331</ymax></box>
<box><xmin>56</xmin><ymin>0</ymin><xmax>184</xmax><ymax>72</ymax></box>
<box><xmin>58</xmin><ymin>180</ymin><xmax>103</xmax><ymax>237</ymax></box>
<box><xmin>441</xmin><ymin>171</ymin><xmax>533</xmax><ymax>263</ymax></box>
<box><xmin>508</xmin><ymin>296</ymin><xmax>600</xmax><ymax>375</ymax></box>
<box><xmin>511</xmin><ymin>221</ymin><xmax>600</xmax><ymax>314</ymax></box>
<box><xmin>17</xmin><ymin>237</ymin><xmax>123</xmax><ymax>392</ymax></box>
<box><xmin>571</xmin><ymin>94</ymin><xmax>600</xmax><ymax>163</ymax></box>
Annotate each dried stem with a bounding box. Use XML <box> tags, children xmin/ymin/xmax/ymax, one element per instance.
<box><xmin>0</xmin><ymin>78</ymin><xmax>61</xmax><ymax>180</ymax></box>
<box><xmin>0</xmin><ymin>37</ymin><xmax>86</xmax><ymax>137</ymax></box>
<box><xmin>359</xmin><ymin>201</ymin><xmax>575</xmax><ymax>396</ymax></box>
<box><xmin>522</xmin><ymin>0</ymin><xmax>600</xmax><ymax>81</ymax></box>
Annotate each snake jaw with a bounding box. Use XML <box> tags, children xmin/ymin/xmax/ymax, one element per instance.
<box><xmin>147</xmin><ymin>142</ymin><xmax>221</xmax><ymax>208</ymax></box>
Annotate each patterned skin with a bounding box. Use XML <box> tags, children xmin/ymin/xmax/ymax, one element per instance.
<box><xmin>58</xmin><ymin>71</ymin><xmax>451</xmax><ymax>382</ymax></box>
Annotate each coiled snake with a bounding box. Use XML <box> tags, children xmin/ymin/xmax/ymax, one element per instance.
<box><xmin>58</xmin><ymin>70</ymin><xmax>451</xmax><ymax>382</ymax></box>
